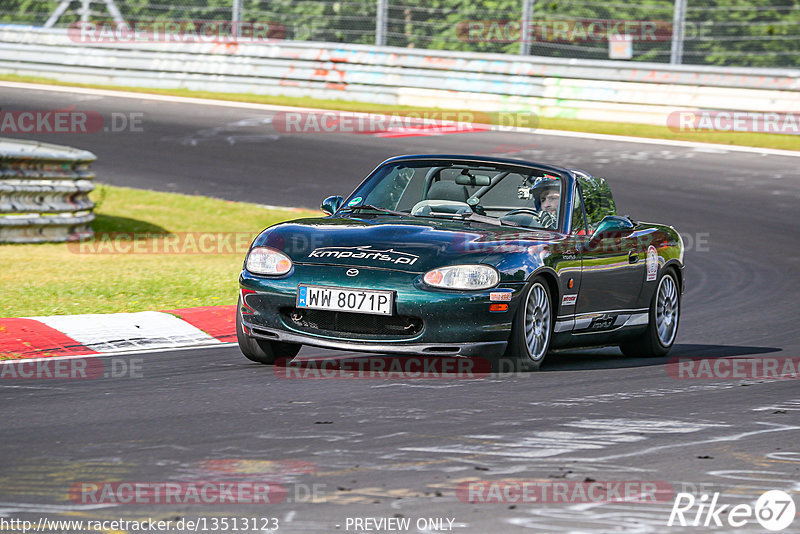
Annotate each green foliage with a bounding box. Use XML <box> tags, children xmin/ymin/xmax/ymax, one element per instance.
<box><xmin>576</xmin><ymin>175</ymin><xmax>617</xmax><ymax>232</ymax></box>
<box><xmin>0</xmin><ymin>0</ymin><xmax>797</xmax><ymax>66</ymax></box>
<box><xmin>684</xmin><ymin>0</ymin><xmax>800</xmax><ymax>67</ymax></box>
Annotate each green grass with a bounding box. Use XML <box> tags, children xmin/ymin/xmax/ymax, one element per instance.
<box><xmin>2</xmin><ymin>73</ymin><xmax>797</xmax><ymax>152</ymax></box>
<box><xmin>0</xmin><ymin>185</ymin><xmax>318</xmax><ymax>317</ymax></box>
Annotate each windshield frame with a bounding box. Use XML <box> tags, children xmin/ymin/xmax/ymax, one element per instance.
<box><xmin>338</xmin><ymin>155</ymin><xmax>577</xmax><ymax>234</ymax></box>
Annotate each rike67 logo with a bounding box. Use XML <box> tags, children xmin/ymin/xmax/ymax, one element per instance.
<box><xmin>668</xmin><ymin>490</ymin><xmax>795</xmax><ymax>531</ymax></box>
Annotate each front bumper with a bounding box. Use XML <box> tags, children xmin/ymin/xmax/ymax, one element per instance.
<box><xmin>239</xmin><ymin>263</ymin><xmax>525</xmax><ymax>359</ymax></box>
<box><xmin>241</xmin><ymin>319</ymin><xmax>508</xmax><ymax>358</ymax></box>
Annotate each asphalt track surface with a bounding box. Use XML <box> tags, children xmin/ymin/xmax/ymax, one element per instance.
<box><xmin>2</xmin><ymin>84</ymin><xmax>800</xmax><ymax>533</ymax></box>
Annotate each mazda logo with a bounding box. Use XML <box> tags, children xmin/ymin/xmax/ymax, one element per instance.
<box><xmin>346</xmin><ymin>268</ymin><xmax>359</xmax><ymax>277</ymax></box>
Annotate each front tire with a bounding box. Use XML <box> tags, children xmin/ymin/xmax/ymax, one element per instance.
<box><xmin>619</xmin><ymin>268</ymin><xmax>680</xmax><ymax>358</ymax></box>
<box><xmin>501</xmin><ymin>278</ymin><xmax>553</xmax><ymax>372</ymax></box>
<box><xmin>236</xmin><ymin>297</ymin><xmax>301</xmax><ymax>364</ymax></box>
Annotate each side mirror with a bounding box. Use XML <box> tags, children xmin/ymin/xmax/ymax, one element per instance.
<box><xmin>321</xmin><ymin>195</ymin><xmax>343</xmax><ymax>216</ymax></box>
<box><xmin>590</xmin><ymin>215</ymin><xmax>635</xmax><ymax>242</ymax></box>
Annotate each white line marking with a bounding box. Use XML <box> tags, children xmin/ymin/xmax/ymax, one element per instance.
<box><xmin>0</xmin><ymin>384</ymin><xmax>67</xmax><ymax>390</ymax></box>
<box><xmin>0</xmin><ymin>502</ymin><xmax>116</xmax><ymax>513</ymax></box>
<box><xmin>706</xmin><ymin>469</ymin><xmax>800</xmax><ymax>484</ymax></box>
<box><xmin>32</xmin><ymin>311</ymin><xmax>220</xmax><ymax>353</ymax></box>
<box><xmin>0</xmin><ymin>80</ymin><xmax>331</xmax><ymax>112</ymax></box>
<box><xmin>0</xmin><ymin>341</ymin><xmax>237</xmax><ymax>366</ymax></box>
<box><xmin>519</xmin><ymin>127</ymin><xmax>800</xmax><ymax>158</ymax></box>
<box><xmin>563</xmin><ymin>422</ymin><xmax>800</xmax><ymax>462</ymax></box>
<box><xmin>1</xmin><ymin>80</ymin><xmax>798</xmax><ymax>158</ymax></box>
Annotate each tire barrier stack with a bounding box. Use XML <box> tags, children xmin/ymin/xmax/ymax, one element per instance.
<box><xmin>0</xmin><ymin>137</ymin><xmax>95</xmax><ymax>243</ymax></box>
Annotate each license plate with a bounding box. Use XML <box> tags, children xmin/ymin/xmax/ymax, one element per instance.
<box><xmin>297</xmin><ymin>285</ymin><xmax>394</xmax><ymax>316</ymax></box>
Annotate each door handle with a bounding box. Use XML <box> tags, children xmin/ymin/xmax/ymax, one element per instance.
<box><xmin>628</xmin><ymin>250</ymin><xmax>639</xmax><ymax>264</ymax></box>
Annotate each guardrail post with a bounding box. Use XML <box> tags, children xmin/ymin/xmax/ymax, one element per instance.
<box><xmin>232</xmin><ymin>0</ymin><xmax>243</xmax><ymax>39</ymax></box>
<box><xmin>376</xmin><ymin>0</ymin><xmax>388</xmax><ymax>46</ymax></box>
<box><xmin>102</xmin><ymin>0</ymin><xmax>125</xmax><ymax>24</ymax></box>
<box><xmin>520</xmin><ymin>0</ymin><xmax>534</xmax><ymax>56</ymax></box>
<box><xmin>79</xmin><ymin>0</ymin><xmax>91</xmax><ymax>22</ymax></box>
<box><xmin>670</xmin><ymin>0</ymin><xmax>687</xmax><ymax>64</ymax></box>
<box><xmin>45</xmin><ymin>0</ymin><xmax>124</xmax><ymax>27</ymax></box>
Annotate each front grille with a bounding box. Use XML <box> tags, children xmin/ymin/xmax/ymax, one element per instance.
<box><xmin>280</xmin><ymin>308</ymin><xmax>423</xmax><ymax>338</ymax></box>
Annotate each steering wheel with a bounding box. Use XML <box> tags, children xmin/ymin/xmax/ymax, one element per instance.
<box><xmin>503</xmin><ymin>208</ymin><xmax>557</xmax><ymax>230</ymax></box>
<box><xmin>503</xmin><ymin>208</ymin><xmax>541</xmax><ymax>217</ymax></box>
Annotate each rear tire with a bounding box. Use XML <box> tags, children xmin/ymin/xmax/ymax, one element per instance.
<box><xmin>619</xmin><ymin>268</ymin><xmax>680</xmax><ymax>358</ymax></box>
<box><xmin>500</xmin><ymin>278</ymin><xmax>553</xmax><ymax>372</ymax></box>
<box><xmin>236</xmin><ymin>296</ymin><xmax>301</xmax><ymax>365</ymax></box>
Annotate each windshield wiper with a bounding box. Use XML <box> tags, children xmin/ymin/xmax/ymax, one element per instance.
<box><xmin>413</xmin><ymin>211</ymin><xmax>518</xmax><ymax>227</ymax></box>
<box><xmin>459</xmin><ymin>211</ymin><xmax>519</xmax><ymax>227</ymax></box>
<box><xmin>342</xmin><ymin>205</ymin><xmax>518</xmax><ymax>227</ymax></box>
<box><xmin>340</xmin><ymin>204</ymin><xmax>409</xmax><ymax>217</ymax></box>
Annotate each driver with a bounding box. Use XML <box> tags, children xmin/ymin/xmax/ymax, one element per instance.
<box><xmin>539</xmin><ymin>184</ymin><xmax>560</xmax><ymax>215</ymax></box>
<box><xmin>530</xmin><ymin>175</ymin><xmax>560</xmax><ymax>229</ymax></box>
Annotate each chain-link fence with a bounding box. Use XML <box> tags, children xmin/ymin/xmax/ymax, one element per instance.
<box><xmin>1</xmin><ymin>0</ymin><xmax>798</xmax><ymax>68</ymax></box>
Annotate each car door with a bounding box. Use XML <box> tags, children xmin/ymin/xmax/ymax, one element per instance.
<box><xmin>573</xmin><ymin>177</ymin><xmax>645</xmax><ymax>331</ymax></box>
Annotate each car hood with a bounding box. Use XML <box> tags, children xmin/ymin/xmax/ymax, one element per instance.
<box><xmin>253</xmin><ymin>215</ymin><xmax>562</xmax><ymax>273</ymax></box>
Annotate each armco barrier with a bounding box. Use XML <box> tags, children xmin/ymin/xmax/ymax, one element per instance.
<box><xmin>0</xmin><ymin>25</ymin><xmax>797</xmax><ymax>127</ymax></box>
<box><xmin>0</xmin><ymin>137</ymin><xmax>95</xmax><ymax>243</ymax></box>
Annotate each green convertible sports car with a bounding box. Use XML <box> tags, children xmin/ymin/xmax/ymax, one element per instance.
<box><xmin>237</xmin><ymin>155</ymin><xmax>684</xmax><ymax>371</ymax></box>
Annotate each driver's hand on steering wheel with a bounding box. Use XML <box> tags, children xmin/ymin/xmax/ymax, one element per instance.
<box><xmin>536</xmin><ymin>210</ymin><xmax>556</xmax><ymax>229</ymax></box>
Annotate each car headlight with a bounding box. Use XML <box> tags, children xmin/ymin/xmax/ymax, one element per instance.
<box><xmin>423</xmin><ymin>264</ymin><xmax>499</xmax><ymax>290</ymax></box>
<box><xmin>246</xmin><ymin>246</ymin><xmax>292</xmax><ymax>275</ymax></box>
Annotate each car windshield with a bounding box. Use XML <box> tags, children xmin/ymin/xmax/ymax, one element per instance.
<box><xmin>341</xmin><ymin>160</ymin><xmax>563</xmax><ymax>230</ymax></box>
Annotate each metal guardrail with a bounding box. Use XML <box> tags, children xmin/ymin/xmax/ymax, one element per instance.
<box><xmin>0</xmin><ymin>26</ymin><xmax>798</xmax><ymax>127</ymax></box>
<box><xmin>0</xmin><ymin>137</ymin><xmax>95</xmax><ymax>243</ymax></box>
